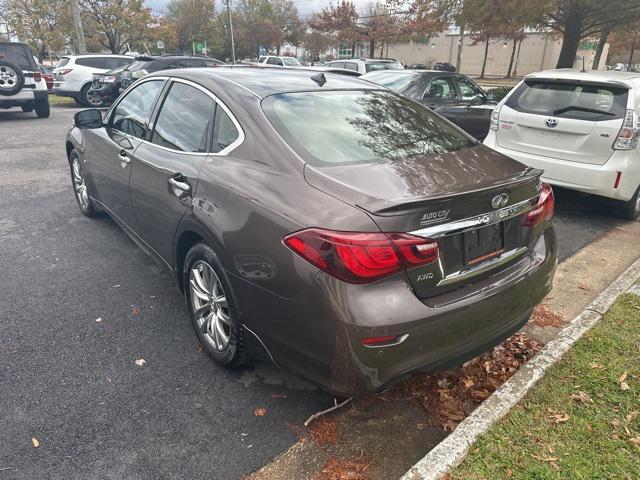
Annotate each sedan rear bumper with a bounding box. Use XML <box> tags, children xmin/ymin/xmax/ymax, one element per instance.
<box><xmin>234</xmin><ymin>226</ymin><xmax>557</xmax><ymax>397</ymax></box>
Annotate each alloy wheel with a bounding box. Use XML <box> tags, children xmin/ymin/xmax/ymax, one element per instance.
<box><xmin>72</xmin><ymin>156</ymin><xmax>89</xmax><ymax>209</ymax></box>
<box><xmin>189</xmin><ymin>260</ymin><xmax>232</xmax><ymax>351</ymax></box>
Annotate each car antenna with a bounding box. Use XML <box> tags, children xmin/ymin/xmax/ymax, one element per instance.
<box><xmin>310</xmin><ymin>72</ymin><xmax>326</xmax><ymax>87</ymax></box>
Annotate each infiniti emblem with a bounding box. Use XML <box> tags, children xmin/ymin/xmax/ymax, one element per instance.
<box><xmin>491</xmin><ymin>193</ymin><xmax>509</xmax><ymax>209</ymax></box>
<box><xmin>545</xmin><ymin>118</ymin><xmax>558</xmax><ymax>128</ymax></box>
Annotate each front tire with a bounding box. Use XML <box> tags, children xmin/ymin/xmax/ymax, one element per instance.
<box><xmin>615</xmin><ymin>185</ymin><xmax>640</xmax><ymax>220</ymax></box>
<box><xmin>34</xmin><ymin>99</ymin><xmax>49</xmax><ymax>118</ymax></box>
<box><xmin>69</xmin><ymin>149</ymin><xmax>98</xmax><ymax>217</ymax></box>
<box><xmin>184</xmin><ymin>243</ymin><xmax>249</xmax><ymax>367</ymax></box>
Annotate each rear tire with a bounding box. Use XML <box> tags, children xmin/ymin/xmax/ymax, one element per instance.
<box><xmin>183</xmin><ymin>243</ymin><xmax>250</xmax><ymax>368</ymax></box>
<box><xmin>615</xmin><ymin>186</ymin><xmax>640</xmax><ymax>220</ymax></box>
<box><xmin>80</xmin><ymin>83</ymin><xmax>105</xmax><ymax>108</ymax></box>
<box><xmin>34</xmin><ymin>99</ymin><xmax>49</xmax><ymax>118</ymax></box>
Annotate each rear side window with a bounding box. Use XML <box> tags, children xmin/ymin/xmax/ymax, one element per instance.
<box><xmin>262</xmin><ymin>90</ymin><xmax>474</xmax><ymax>166</ymax></box>
<box><xmin>344</xmin><ymin>62</ymin><xmax>358</xmax><ymax>71</ymax></box>
<box><xmin>151</xmin><ymin>82</ymin><xmax>216</xmax><ymax>152</ymax></box>
<box><xmin>76</xmin><ymin>56</ymin><xmax>133</xmax><ymax>69</ymax></box>
<box><xmin>0</xmin><ymin>43</ymin><xmax>37</xmax><ymax>70</ymax></box>
<box><xmin>266</xmin><ymin>57</ymin><xmax>283</xmax><ymax>66</ymax></box>
<box><xmin>506</xmin><ymin>80</ymin><xmax>628</xmax><ymax>121</ymax></box>
<box><xmin>212</xmin><ymin>107</ymin><xmax>240</xmax><ymax>153</ymax></box>
<box><xmin>424</xmin><ymin>77</ymin><xmax>458</xmax><ymax>100</ymax></box>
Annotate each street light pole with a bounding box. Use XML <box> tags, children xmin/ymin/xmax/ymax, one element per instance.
<box><xmin>225</xmin><ymin>0</ymin><xmax>236</xmax><ymax>64</ymax></box>
<box><xmin>70</xmin><ymin>0</ymin><xmax>86</xmax><ymax>54</ymax></box>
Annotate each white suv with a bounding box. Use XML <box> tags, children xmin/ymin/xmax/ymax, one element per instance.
<box><xmin>257</xmin><ymin>56</ymin><xmax>302</xmax><ymax>67</ymax></box>
<box><xmin>0</xmin><ymin>42</ymin><xmax>50</xmax><ymax>117</ymax></box>
<box><xmin>485</xmin><ymin>69</ymin><xmax>640</xmax><ymax>219</ymax></box>
<box><xmin>323</xmin><ymin>58</ymin><xmax>404</xmax><ymax>75</ymax></box>
<box><xmin>53</xmin><ymin>54</ymin><xmax>135</xmax><ymax>106</ymax></box>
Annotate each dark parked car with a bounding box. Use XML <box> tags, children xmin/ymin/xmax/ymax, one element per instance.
<box><xmin>362</xmin><ymin>69</ymin><xmax>497</xmax><ymax>140</ymax></box>
<box><xmin>433</xmin><ymin>62</ymin><xmax>456</xmax><ymax>72</ymax></box>
<box><xmin>90</xmin><ymin>55</ymin><xmax>224</xmax><ymax>106</ymax></box>
<box><xmin>66</xmin><ymin>68</ymin><xmax>557</xmax><ymax>396</ymax></box>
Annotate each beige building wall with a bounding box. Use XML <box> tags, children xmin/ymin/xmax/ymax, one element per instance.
<box><xmin>387</xmin><ymin>32</ymin><xmax>609</xmax><ymax>77</ymax></box>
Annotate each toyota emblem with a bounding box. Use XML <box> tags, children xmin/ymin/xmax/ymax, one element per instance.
<box><xmin>491</xmin><ymin>193</ymin><xmax>509</xmax><ymax>209</ymax></box>
<box><xmin>545</xmin><ymin>118</ymin><xmax>558</xmax><ymax>128</ymax></box>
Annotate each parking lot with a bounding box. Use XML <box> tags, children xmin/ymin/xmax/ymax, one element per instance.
<box><xmin>0</xmin><ymin>106</ymin><xmax>627</xmax><ymax>479</ymax></box>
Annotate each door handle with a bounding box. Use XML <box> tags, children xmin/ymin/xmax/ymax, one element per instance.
<box><xmin>168</xmin><ymin>174</ymin><xmax>191</xmax><ymax>197</ymax></box>
<box><xmin>118</xmin><ymin>149</ymin><xmax>131</xmax><ymax>168</ymax></box>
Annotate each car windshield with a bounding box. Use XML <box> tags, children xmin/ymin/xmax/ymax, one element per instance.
<box><xmin>282</xmin><ymin>57</ymin><xmax>301</xmax><ymax>66</ymax></box>
<box><xmin>362</xmin><ymin>71</ymin><xmax>422</xmax><ymax>91</ymax></box>
<box><xmin>263</xmin><ymin>90</ymin><xmax>474</xmax><ymax>166</ymax></box>
<box><xmin>0</xmin><ymin>43</ymin><xmax>36</xmax><ymax>70</ymax></box>
<box><xmin>364</xmin><ymin>61</ymin><xmax>404</xmax><ymax>72</ymax></box>
<box><xmin>506</xmin><ymin>80</ymin><xmax>628</xmax><ymax>121</ymax></box>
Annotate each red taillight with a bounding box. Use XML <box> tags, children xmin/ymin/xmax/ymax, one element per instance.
<box><xmin>33</xmin><ymin>72</ymin><xmax>42</xmax><ymax>81</ymax></box>
<box><xmin>522</xmin><ymin>183</ymin><xmax>554</xmax><ymax>227</ymax></box>
<box><xmin>362</xmin><ymin>335</ymin><xmax>398</xmax><ymax>346</ymax></box>
<box><xmin>283</xmin><ymin>228</ymin><xmax>439</xmax><ymax>284</ymax></box>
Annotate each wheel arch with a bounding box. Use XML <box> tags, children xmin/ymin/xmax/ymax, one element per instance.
<box><xmin>65</xmin><ymin>141</ymin><xmax>75</xmax><ymax>162</ymax></box>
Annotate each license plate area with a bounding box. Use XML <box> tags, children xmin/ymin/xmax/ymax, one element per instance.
<box><xmin>463</xmin><ymin>223</ymin><xmax>504</xmax><ymax>268</ymax></box>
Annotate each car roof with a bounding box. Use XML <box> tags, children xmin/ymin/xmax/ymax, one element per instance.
<box><xmin>154</xmin><ymin>66</ymin><xmax>382</xmax><ymax>98</ymax></box>
<box><xmin>526</xmin><ymin>69</ymin><xmax>640</xmax><ymax>86</ymax></box>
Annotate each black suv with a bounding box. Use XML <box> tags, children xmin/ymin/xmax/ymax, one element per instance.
<box><xmin>90</xmin><ymin>55</ymin><xmax>224</xmax><ymax>106</ymax></box>
<box><xmin>0</xmin><ymin>42</ymin><xmax>50</xmax><ymax>117</ymax></box>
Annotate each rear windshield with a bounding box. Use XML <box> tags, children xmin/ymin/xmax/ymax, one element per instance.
<box><xmin>0</xmin><ymin>43</ymin><xmax>36</xmax><ymax>70</ymax></box>
<box><xmin>364</xmin><ymin>61</ymin><xmax>404</xmax><ymax>72</ymax></box>
<box><xmin>282</xmin><ymin>57</ymin><xmax>301</xmax><ymax>66</ymax></box>
<box><xmin>262</xmin><ymin>90</ymin><xmax>474</xmax><ymax>166</ymax></box>
<box><xmin>363</xmin><ymin>71</ymin><xmax>422</xmax><ymax>91</ymax></box>
<box><xmin>128</xmin><ymin>60</ymin><xmax>152</xmax><ymax>72</ymax></box>
<box><xmin>506</xmin><ymin>80</ymin><xmax>628</xmax><ymax>121</ymax></box>
<box><xmin>55</xmin><ymin>57</ymin><xmax>70</xmax><ymax>68</ymax></box>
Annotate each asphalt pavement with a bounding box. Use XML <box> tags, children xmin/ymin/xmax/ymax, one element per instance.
<box><xmin>0</xmin><ymin>107</ymin><xmax>623</xmax><ymax>479</ymax></box>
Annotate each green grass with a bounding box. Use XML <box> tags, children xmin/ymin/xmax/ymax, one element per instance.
<box><xmin>48</xmin><ymin>94</ymin><xmax>78</xmax><ymax>107</ymax></box>
<box><xmin>451</xmin><ymin>292</ymin><xmax>640</xmax><ymax>480</ymax></box>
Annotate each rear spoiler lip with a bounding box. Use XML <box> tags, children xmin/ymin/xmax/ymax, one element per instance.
<box><xmin>358</xmin><ymin>167</ymin><xmax>543</xmax><ymax>216</ymax></box>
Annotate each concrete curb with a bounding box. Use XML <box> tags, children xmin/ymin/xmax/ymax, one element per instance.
<box><xmin>401</xmin><ymin>257</ymin><xmax>640</xmax><ymax>480</ymax></box>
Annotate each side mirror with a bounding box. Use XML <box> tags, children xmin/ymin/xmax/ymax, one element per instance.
<box><xmin>74</xmin><ymin>109</ymin><xmax>103</xmax><ymax>129</ymax></box>
<box><xmin>486</xmin><ymin>92</ymin><xmax>496</xmax><ymax>102</ymax></box>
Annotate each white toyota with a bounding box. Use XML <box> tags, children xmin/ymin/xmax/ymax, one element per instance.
<box><xmin>485</xmin><ymin>69</ymin><xmax>640</xmax><ymax>219</ymax></box>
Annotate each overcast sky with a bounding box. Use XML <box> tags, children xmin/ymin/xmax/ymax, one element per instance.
<box><xmin>144</xmin><ymin>0</ymin><xmax>372</xmax><ymax>17</ymax></box>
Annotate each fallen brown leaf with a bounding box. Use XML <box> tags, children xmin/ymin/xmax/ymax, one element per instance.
<box><xmin>630</xmin><ymin>437</ymin><xmax>640</xmax><ymax>445</ymax></box>
<box><xmin>626</xmin><ymin>411</ymin><xmax>639</xmax><ymax>423</ymax></box>
<box><xmin>131</xmin><ymin>306</ymin><xmax>140</xmax><ymax>316</ymax></box>
<box><xmin>621</xmin><ymin>382</ymin><xmax>630</xmax><ymax>391</ymax></box>
<box><xmin>271</xmin><ymin>392</ymin><xmax>287</xmax><ymax>399</ymax></box>
<box><xmin>570</xmin><ymin>391</ymin><xmax>593</xmax><ymax>404</ymax></box>
<box><xmin>551</xmin><ymin>413</ymin><xmax>570</xmax><ymax>424</ymax></box>
<box><xmin>254</xmin><ymin>407</ymin><xmax>266</xmax><ymax>417</ymax></box>
<box><xmin>590</xmin><ymin>363</ymin><xmax>605</xmax><ymax>370</ymax></box>
<box><xmin>619</xmin><ymin>372</ymin><xmax>628</xmax><ymax>383</ymax></box>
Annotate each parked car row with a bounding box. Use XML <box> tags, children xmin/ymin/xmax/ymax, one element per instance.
<box><xmin>88</xmin><ymin>55</ymin><xmax>225</xmax><ymax>107</ymax></box>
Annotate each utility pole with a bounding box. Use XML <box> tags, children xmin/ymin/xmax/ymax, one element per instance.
<box><xmin>225</xmin><ymin>0</ymin><xmax>236</xmax><ymax>64</ymax></box>
<box><xmin>70</xmin><ymin>0</ymin><xmax>86</xmax><ymax>54</ymax></box>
